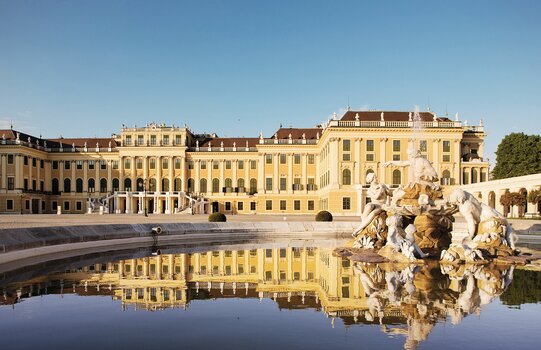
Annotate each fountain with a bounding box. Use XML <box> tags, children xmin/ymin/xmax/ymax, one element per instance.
<box><xmin>337</xmin><ymin>108</ymin><xmax>530</xmax><ymax>265</ymax></box>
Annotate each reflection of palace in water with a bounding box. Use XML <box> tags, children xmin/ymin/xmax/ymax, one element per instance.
<box><xmin>1</xmin><ymin>247</ymin><xmax>517</xmax><ymax>349</ymax></box>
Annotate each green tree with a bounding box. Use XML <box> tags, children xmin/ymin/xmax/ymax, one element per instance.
<box><xmin>500</xmin><ymin>191</ymin><xmax>527</xmax><ymax>217</ymax></box>
<box><xmin>492</xmin><ymin>133</ymin><xmax>541</xmax><ymax>179</ymax></box>
<box><xmin>528</xmin><ymin>189</ymin><xmax>541</xmax><ymax>205</ymax></box>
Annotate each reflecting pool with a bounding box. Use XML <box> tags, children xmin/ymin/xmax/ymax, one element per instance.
<box><xmin>1</xmin><ymin>242</ymin><xmax>541</xmax><ymax>350</ymax></box>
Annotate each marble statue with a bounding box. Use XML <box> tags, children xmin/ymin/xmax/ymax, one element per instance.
<box><xmin>353</xmin><ymin>173</ymin><xmax>391</xmax><ymax>240</ymax></box>
<box><xmin>384</xmin><ymin>148</ymin><xmax>439</xmax><ymax>189</ymax></box>
<box><xmin>383</xmin><ymin>214</ymin><xmax>428</xmax><ymax>261</ymax></box>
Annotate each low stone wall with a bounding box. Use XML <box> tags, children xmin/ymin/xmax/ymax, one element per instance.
<box><xmin>0</xmin><ymin>221</ymin><xmax>357</xmax><ymax>255</ymax></box>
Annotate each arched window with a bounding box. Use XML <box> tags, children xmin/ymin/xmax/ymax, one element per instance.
<box><xmin>225</xmin><ymin>178</ymin><xmax>232</xmax><ymax>191</ymax></box>
<box><xmin>64</xmin><ymin>178</ymin><xmax>71</xmax><ymax>193</ymax></box>
<box><xmin>112</xmin><ymin>178</ymin><xmax>119</xmax><ymax>192</ymax></box>
<box><xmin>200</xmin><ymin>178</ymin><xmax>207</xmax><ymax>193</ymax></box>
<box><xmin>52</xmin><ymin>178</ymin><xmax>59</xmax><ymax>194</ymax></box>
<box><xmin>148</xmin><ymin>178</ymin><xmax>156</xmax><ymax>192</ymax></box>
<box><xmin>174</xmin><ymin>178</ymin><xmax>182</xmax><ymax>191</ymax></box>
<box><xmin>124</xmin><ymin>178</ymin><xmax>132</xmax><ymax>191</ymax></box>
<box><xmin>250</xmin><ymin>178</ymin><xmax>257</xmax><ymax>194</ymax></box>
<box><xmin>342</xmin><ymin>169</ymin><xmax>351</xmax><ymax>185</ymax></box>
<box><xmin>488</xmin><ymin>191</ymin><xmax>496</xmax><ymax>209</ymax></box>
<box><xmin>100</xmin><ymin>178</ymin><xmax>107</xmax><ymax>193</ymax></box>
<box><xmin>471</xmin><ymin>168</ymin><xmax>478</xmax><ymax>184</ymax></box>
<box><xmin>76</xmin><ymin>178</ymin><xmax>83</xmax><ymax>193</ymax></box>
<box><xmin>441</xmin><ymin>170</ymin><xmax>451</xmax><ymax>186</ymax></box>
<box><xmin>187</xmin><ymin>178</ymin><xmax>195</xmax><ymax>193</ymax></box>
<box><xmin>392</xmin><ymin>169</ymin><xmax>401</xmax><ymax>186</ymax></box>
<box><xmin>162</xmin><ymin>178</ymin><xmax>170</xmax><ymax>192</ymax></box>
<box><xmin>237</xmin><ymin>178</ymin><xmax>245</xmax><ymax>192</ymax></box>
<box><xmin>136</xmin><ymin>178</ymin><xmax>144</xmax><ymax>191</ymax></box>
<box><xmin>88</xmin><ymin>178</ymin><xmax>95</xmax><ymax>193</ymax></box>
<box><xmin>212</xmin><ymin>178</ymin><xmax>220</xmax><ymax>193</ymax></box>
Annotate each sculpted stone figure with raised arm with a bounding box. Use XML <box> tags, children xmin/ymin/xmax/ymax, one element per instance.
<box><xmin>352</xmin><ymin>172</ymin><xmax>391</xmax><ymax>238</ymax></box>
<box><xmin>384</xmin><ymin>148</ymin><xmax>439</xmax><ymax>189</ymax></box>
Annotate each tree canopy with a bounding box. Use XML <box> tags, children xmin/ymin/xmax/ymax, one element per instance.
<box><xmin>492</xmin><ymin>133</ymin><xmax>541</xmax><ymax>179</ymax></box>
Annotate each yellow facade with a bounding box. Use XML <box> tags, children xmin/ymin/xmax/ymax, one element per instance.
<box><xmin>0</xmin><ymin>110</ymin><xmax>489</xmax><ymax>215</ymax></box>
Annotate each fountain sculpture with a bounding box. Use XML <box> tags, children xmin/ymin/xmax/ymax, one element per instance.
<box><xmin>339</xmin><ymin>108</ymin><xmax>519</xmax><ymax>265</ymax></box>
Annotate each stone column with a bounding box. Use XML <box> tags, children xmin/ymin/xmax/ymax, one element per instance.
<box><xmin>58</xmin><ymin>159</ymin><xmax>63</xmax><ymax>193</ymax></box>
<box><xmin>379</xmin><ymin>138</ymin><xmax>387</xmax><ymax>183</ymax></box>
<box><xmin>13</xmin><ymin>155</ymin><xmax>20</xmax><ymax>189</ymax></box>
<box><xmin>329</xmin><ymin>138</ymin><xmax>340</xmax><ymax>189</ymax></box>
<box><xmin>232</xmin><ymin>160</ymin><xmax>237</xmax><ymax>192</ymax></box>
<box><xmin>44</xmin><ymin>161</ymin><xmax>51</xmax><ymax>192</ymax></box>
<box><xmin>286</xmin><ymin>248</ymin><xmax>292</xmax><ymax>281</ymax></box>
<box><xmin>258</xmin><ymin>155</ymin><xmax>265</xmax><ymax>193</ymax></box>
<box><xmin>257</xmin><ymin>249</ymin><xmax>264</xmax><ymax>281</ymax></box>
<box><xmin>156</xmin><ymin>156</ymin><xmax>162</xmax><ymax>192</ymax></box>
<box><xmin>273</xmin><ymin>154</ymin><xmax>279</xmax><ymax>192</ymax></box>
<box><xmin>287</xmin><ymin>153</ymin><xmax>293</xmax><ymax>193</ymax></box>
<box><xmin>28</xmin><ymin>157</ymin><xmax>33</xmax><ymax>190</ymax></box>
<box><xmin>83</xmin><ymin>160</ymin><xmax>88</xmax><ymax>192</ymax></box>
<box><xmin>232</xmin><ymin>251</ymin><xmax>238</xmax><ymax>275</ymax></box>
<box><xmin>131</xmin><ymin>156</ymin><xmax>136</xmax><ymax>191</ymax></box>
<box><xmin>301</xmin><ymin>154</ymin><xmax>307</xmax><ymax>194</ymax></box>
<box><xmin>118</xmin><ymin>156</ymin><xmax>124</xmax><ymax>191</ymax></box>
<box><xmin>301</xmin><ymin>248</ymin><xmax>307</xmax><ymax>281</ymax></box>
<box><xmin>1</xmin><ymin>154</ymin><xmax>6</xmax><ymax>191</ymax></box>
<box><xmin>107</xmin><ymin>160</ymin><xmax>112</xmax><ymax>192</ymax></box>
<box><xmin>207</xmin><ymin>159</ymin><xmax>212</xmax><ymax>195</ymax></box>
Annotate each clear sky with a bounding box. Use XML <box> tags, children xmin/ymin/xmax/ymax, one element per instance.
<box><xmin>1</xmin><ymin>0</ymin><xmax>540</xmax><ymax>164</ymax></box>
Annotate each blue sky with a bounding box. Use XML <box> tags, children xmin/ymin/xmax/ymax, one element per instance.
<box><xmin>1</xmin><ymin>0</ymin><xmax>540</xmax><ymax>164</ymax></box>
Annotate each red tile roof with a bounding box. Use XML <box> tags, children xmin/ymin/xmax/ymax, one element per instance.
<box><xmin>340</xmin><ymin>111</ymin><xmax>452</xmax><ymax>122</ymax></box>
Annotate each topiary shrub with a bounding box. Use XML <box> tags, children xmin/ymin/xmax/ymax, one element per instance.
<box><xmin>315</xmin><ymin>210</ymin><xmax>333</xmax><ymax>222</ymax></box>
<box><xmin>208</xmin><ymin>212</ymin><xmax>227</xmax><ymax>222</ymax></box>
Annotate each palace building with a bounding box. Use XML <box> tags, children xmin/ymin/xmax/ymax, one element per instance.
<box><xmin>0</xmin><ymin>110</ymin><xmax>489</xmax><ymax>215</ymax></box>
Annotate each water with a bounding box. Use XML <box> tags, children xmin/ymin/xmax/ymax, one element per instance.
<box><xmin>1</xmin><ymin>241</ymin><xmax>541</xmax><ymax>350</ymax></box>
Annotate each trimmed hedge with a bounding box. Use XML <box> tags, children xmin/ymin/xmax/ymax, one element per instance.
<box><xmin>208</xmin><ymin>212</ymin><xmax>227</xmax><ymax>222</ymax></box>
<box><xmin>315</xmin><ymin>210</ymin><xmax>333</xmax><ymax>222</ymax></box>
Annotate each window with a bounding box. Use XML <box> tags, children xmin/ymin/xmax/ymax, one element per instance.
<box><xmin>40</xmin><ymin>180</ymin><xmax>44</xmax><ymax>191</ymax></box>
<box><xmin>76</xmin><ymin>160</ymin><xmax>83</xmax><ymax>170</ymax></box>
<box><xmin>175</xmin><ymin>135</ymin><xmax>182</xmax><ymax>145</ymax></box>
<box><xmin>212</xmin><ymin>178</ymin><xmax>219</xmax><ymax>193</ymax></box>
<box><xmin>7</xmin><ymin>200</ymin><xmax>13</xmax><ymax>210</ymax></box>
<box><xmin>238</xmin><ymin>160</ymin><xmax>244</xmax><ymax>169</ymax></box>
<box><xmin>100</xmin><ymin>178</ymin><xmax>107</xmax><ymax>192</ymax></box>
<box><xmin>136</xmin><ymin>158</ymin><xmax>143</xmax><ymax>169</ymax></box>
<box><xmin>100</xmin><ymin>160</ymin><xmax>106</xmax><ymax>170</ymax></box>
<box><xmin>137</xmin><ymin>135</ymin><xmax>144</xmax><ymax>145</ymax></box>
<box><xmin>76</xmin><ymin>201</ymin><xmax>82</xmax><ymax>211</ymax></box>
<box><xmin>112</xmin><ymin>160</ymin><xmax>119</xmax><ymax>169</ymax></box>
<box><xmin>343</xmin><ymin>153</ymin><xmax>350</xmax><ymax>161</ymax></box>
<box><xmin>8</xmin><ymin>177</ymin><xmax>14</xmax><ymax>190</ymax></box>
<box><xmin>250</xmin><ymin>179</ymin><xmax>257</xmax><ymax>194</ymax></box>
<box><xmin>63</xmin><ymin>201</ymin><xmax>70</xmax><ymax>211</ymax></box>
<box><xmin>124</xmin><ymin>178</ymin><xmax>132</xmax><ymax>191</ymax></box>
<box><xmin>393</xmin><ymin>154</ymin><xmax>401</xmax><ymax>161</ymax></box>
<box><xmin>40</xmin><ymin>159</ymin><xmax>44</xmax><ymax>168</ymax></box>
<box><xmin>76</xmin><ymin>178</ymin><xmax>83</xmax><ymax>193</ymax></box>
<box><xmin>32</xmin><ymin>158</ymin><xmax>36</xmax><ymax>167</ymax></box>
<box><xmin>64</xmin><ymin>161</ymin><xmax>71</xmax><ymax>170</ymax></box>
<box><xmin>308</xmin><ymin>154</ymin><xmax>315</xmax><ymax>164</ymax></box>
<box><xmin>266</xmin><ymin>200</ymin><xmax>272</xmax><ymax>210</ymax></box>
<box><xmin>250</xmin><ymin>201</ymin><xmax>256</xmax><ymax>211</ymax></box>
<box><xmin>443</xmin><ymin>141</ymin><xmax>451</xmax><ymax>152</ymax></box>
<box><xmin>366</xmin><ymin>139</ymin><xmax>374</xmax><ymax>152</ymax></box>
<box><xmin>162</xmin><ymin>158</ymin><xmax>169</xmax><ymax>169</ymax></box>
<box><xmin>213</xmin><ymin>161</ymin><xmax>219</xmax><ymax>170</ymax></box>
<box><xmin>420</xmin><ymin>140</ymin><xmax>427</xmax><ymax>152</ymax></box>
<box><xmin>279</xmin><ymin>177</ymin><xmax>287</xmax><ymax>191</ymax></box>
<box><xmin>149</xmin><ymin>158</ymin><xmax>156</xmax><ymax>169</ymax></box>
<box><xmin>343</xmin><ymin>139</ymin><xmax>351</xmax><ymax>152</ymax></box>
<box><xmin>174</xmin><ymin>158</ymin><xmax>181</xmax><ymax>169</ymax></box>
<box><xmin>52</xmin><ymin>160</ymin><xmax>58</xmax><ymax>169</ymax></box>
<box><xmin>125</xmin><ymin>135</ymin><xmax>132</xmax><ymax>145</ymax></box>
<box><xmin>225</xmin><ymin>160</ymin><xmax>231</xmax><ymax>169</ymax></box>
<box><xmin>294</xmin><ymin>200</ymin><xmax>300</xmax><ymax>211</ymax></box>
<box><xmin>392</xmin><ymin>169</ymin><xmax>401</xmax><ymax>185</ymax></box>
<box><xmin>280</xmin><ymin>154</ymin><xmax>286</xmax><ymax>164</ymax></box>
<box><xmin>124</xmin><ymin>158</ymin><xmax>131</xmax><ymax>169</ymax></box>
<box><xmin>366</xmin><ymin>153</ymin><xmax>374</xmax><ymax>162</ymax></box>
<box><xmin>175</xmin><ymin>178</ymin><xmax>182</xmax><ymax>191</ymax></box>
<box><xmin>24</xmin><ymin>178</ymin><xmax>28</xmax><ymax>191</ymax></box>
<box><xmin>308</xmin><ymin>200</ymin><xmax>314</xmax><ymax>211</ymax></box>
<box><xmin>342</xmin><ymin>169</ymin><xmax>351</xmax><ymax>185</ymax></box>
<box><xmin>265</xmin><ymin>154</ymin><xmax>273</xmax><ymax>164</ymax></box>
<box><xmin>112</xmin><ymin>178</ymin><xmax>119</xmax><ymax>191</ymax></box>
<box><xmin>7</xmin><ymin>154</ymin><xmax>14</xmax><ymax>164</ymax></box>
<box><xmin>237</xmin><ymin>178</ymin><xmax>245</xmax><ymax>191</ymax></box>
<box><xmin>64</xmin><ymin>178</ymin><xmax>71</xmax><ymax>192</ymax></box>
<box><xmin>88</xmin><ymin>178</ymin><xmax>95</xmax><ymax>192</ymax></box>
<box><xmin>24</xmin><ymin>156</ymin><xmax>28</xmax><ymax>165</ymax></box>
<box><xmin>225</xmin><ymin>202</ymin><xmax>231</xmax><ymax>211</ymax></box>
<box><xmin>200</xmin><ymin>160</ymin><xmax>206</xmax><ymax>169</ymax></box>
<box><xmin>266</xmin><ymin>178</ymin><xmax>273</xmax><ymax>191</ymax></box>
<box><xmin>238</xmin><ymin>202</ymin><xmax>243</xmax><ymax>211</ymax></box>
<box><xmin>250</xmin><ymin>160</ymin><xmax>257</xmax><ymax>169</ymax></box>
<box><xmin>280</xmin><ymin>200</ymin><xmax>286</xmax><ymax>211</ymax></box>
<box><xmin>343</xmin><ymin>197</ymin><xmax>351</xmax><ymax>210</ymax></box>
<box><xmin>163</xmin><ymin>135</ymin><xmax>169</xmax><ymax>145</ymax></box>
<box><xmin>224</xmin><ymin>178</ymin><xmax>232</xmax><ymax>192</ymax></box>
<box><xmin>443</xmin><ymin>154</ymin><xmax>451</xmax><ymax>162</ymax></box>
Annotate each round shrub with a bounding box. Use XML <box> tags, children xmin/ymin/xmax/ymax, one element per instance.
<box><xmin>315</xmin><ymin>210</ymin><xmax>333</xmax><ymax>222</ymax></box>
<box><xmin>208</xmin><ymin>212</ymin><xmax>227</xmax><ymax>222</ymax></box>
